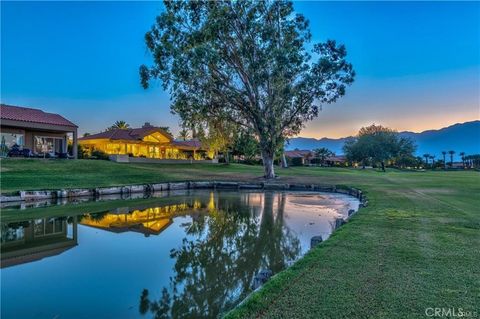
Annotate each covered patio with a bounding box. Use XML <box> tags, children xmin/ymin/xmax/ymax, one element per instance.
<box><xmin>0</xmin><ymin>104</ymin><xmax>78</xmax><ymax>158</ymax></box>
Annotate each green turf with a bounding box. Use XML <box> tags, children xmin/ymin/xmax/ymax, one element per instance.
<box><xmin>1</xmin><ymin>159</ymin><xmax>479</xmax><ymax>318</ymax></box>
<box><xmin>225</xmin><ymin>170</ymin><xmax>480</xmax><ymax>319</ymax></box>
<box><xmin>0</xmin><ymin>159</ymin><xmax>264</xmax><ymax>193</ymax></box>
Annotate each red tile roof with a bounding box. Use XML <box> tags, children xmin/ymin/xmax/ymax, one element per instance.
<box><xmin>326</xmin><ymin>155</ymin><xmax>346</xmax><ymax>162</ymax></box>
<box><xmin>285</xmin><ymin>150</ymin><xmax>314</xmax><ymax>158</ymax></box>
<box><xmin>0</xmin><ymin>104</ymin><xmax>77</xmax><ymax>128</ymax></box>
<box><xmin>79</xmin><ymin>126</ymin><xmax>173</xmax><ymax>142</ymax></box>
<box><xmin>172</xmin><ymin>139</ymin><xmax>203</xmax><ymax>149</ymax></box>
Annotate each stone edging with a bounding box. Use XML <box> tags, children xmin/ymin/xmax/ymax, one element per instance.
<box><xmin>0</xmin><ymin>181</ymin><xmax>368</xmax><ymax>208</ymax></box>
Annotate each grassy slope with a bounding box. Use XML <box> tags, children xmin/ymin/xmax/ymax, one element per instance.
<box><xmin>0</xmin><ymin>159</ymin><xmax>263</xmax><ymax>193</ymax></box>
<box><xmin>1</xmin><ymin>159</ymin><xmax>479</xmax><ymax>318</ymax></box>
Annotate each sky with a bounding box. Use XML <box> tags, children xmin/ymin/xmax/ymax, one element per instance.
<box><xmin>1</xmin><ymin>1</ymin><xmax>479</xmax><ymax>138</ymax></box>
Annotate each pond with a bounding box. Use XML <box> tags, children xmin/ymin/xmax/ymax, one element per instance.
<box><xmin>1</xmin><ymin>190</ymin><xmax>359</xmax><ymax>319</ymax></box>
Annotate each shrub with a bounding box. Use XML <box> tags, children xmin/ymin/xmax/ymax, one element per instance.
<box><xmin>290</xmin><ymin>157</ymin><xmax>304</xmax><ymax>166</ymax></box>
<box><xmin>90</xmin><ymin>150</ymin><xmax>109</xmax><ymax>160</ymax></box>
<box><xmin>76</xmin><ymin>144</ymin><xmax>90</xmax><ymax>159</ymax></box>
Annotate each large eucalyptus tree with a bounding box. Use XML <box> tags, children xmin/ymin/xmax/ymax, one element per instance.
<box><xmin>140</xmin><ymin>0</ymin><xmax>355</xmax><ymax>178</ymax></box>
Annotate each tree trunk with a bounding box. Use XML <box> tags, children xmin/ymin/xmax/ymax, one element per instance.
<box><xmin>261</xmin><ymin>151</ymin><xmax>275</xmax><ymax>179</ymax></box>
<box><xmin>224</xmin><ymin>150</ymin><xmax>230</xmax><ymax>165</ymax></box>
<box><xmin>381</xmin><ymin>161</ymin><xmax>385</xmax><ymax>172</ymax></box>
<box><xmin>281</xmin><ymin>153</ymin><xmax>288</xmax><ymax>168</ymax></box>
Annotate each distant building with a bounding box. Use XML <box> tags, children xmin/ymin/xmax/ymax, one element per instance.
<box><xmin>284</xmin><ymin>149</ymin><xmax>315</xmax><ymax>165</ymax></box>
<box><xmin>325</xmin><ymin>155</ymin><xmax>347</xmax><ymax>166</ymax></box>
<box><xmin>284</xmin><ymin>150</ymin><xmax>347</xmax><ymax>166</ymax></box>
<box><xmin>79</xmin><ymin>122</ymin><xmax>207</xmax><ymax>160</ymax></box>
<box><xmin>0</xmin><ymin>104</ymin><xmax>78</xmax><ymax>158</ymax></box>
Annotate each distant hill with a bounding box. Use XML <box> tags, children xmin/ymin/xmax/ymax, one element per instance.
<box><xmin>287</xmin><ymin>120</ymin><xmax>480</xmax><ymax>160</ymax></box>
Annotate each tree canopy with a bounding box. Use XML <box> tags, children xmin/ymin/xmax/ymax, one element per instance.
<box><xmin>232</xmin><ymin>129</ymin><xmax>260</xmax><ymax>164</ymax></box>
<box><xmin>343</xmin><ymin>124</ymin><xmax>416</xmax><ymax>171</ymax></box>
<box><xmin>140</xmin><ymin>0</ymin><xmax>355</xmax><ymax>178</ymax></box>
<box><xmin>158</xmin><ymin>126</ymin><xmax>172</xmax><ymax>136</ymax></box>
<box><xmin>313</xmin><ymin>147</ymin><xmax>334</xmax><ymax>165</ymax></box>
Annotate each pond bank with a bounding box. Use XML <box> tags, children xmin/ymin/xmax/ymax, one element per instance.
<box><xmin>0</xmin><ymin>181</ymin><xmax>367</xmax><ymax>207</ymax></box>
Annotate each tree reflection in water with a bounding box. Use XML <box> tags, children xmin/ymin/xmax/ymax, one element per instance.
<box><xmin>139</xmin><ymin>192</ymin><xmax>302</xmax><ymax>319</ymax></box>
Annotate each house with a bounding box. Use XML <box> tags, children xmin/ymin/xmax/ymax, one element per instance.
<box><xmin>325</xmin><ymin>155</ymin><xmax>347</xmax><ymax>166</ymax></box>
<box><xmin>0</xmin><ymin>104</ymin><xmax>78</xmax><ymax>158</ymax></box>
<box><xmin>79</xmin><ymin>123</ymin><xmax>208</xmax><ymax>160</ymax></box>
<box><xmin>284</xmin><ymin>149</ymin><xmax>347</xmax><ymax>166</ymax></box>
<box><xmin>284</xmin><ymin>149</ymin><xmax>315</xmax><ymax>165</ymax></box>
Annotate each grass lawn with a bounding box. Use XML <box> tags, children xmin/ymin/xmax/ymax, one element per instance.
<box><xmin>1</xmin><ymin>159</ymin><xmax>479</xmax><ymax>318</ymax></box>
<box><xmin>0</xmin><ymin>159</ymin><xmax>265</xmax><ymax>193</ymax></box>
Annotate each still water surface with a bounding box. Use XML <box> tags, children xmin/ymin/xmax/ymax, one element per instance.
<box><xmin>1</xmin><ymin>190</ymin><xmax>359</xmax><ymax>319</ymax></box>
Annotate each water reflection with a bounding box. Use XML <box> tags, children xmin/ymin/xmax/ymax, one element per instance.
<box><xmin>139</xmin><ymin>192</ymin><xmax>302</xmax><ymax>318</ymax></box>
<box><xmin>1</xmin><ymin>216</ymin><xmax>77</xmax><ymax>268</ymax></box>
<box><xmin>0</xmin><ymin>190</ymin><xmax>358</xmax><ymax>319</ymax></box>
<box><xmin>79</xmin><ymin>202</ymin><xmax>202</xmax><ymax>236</ymax></box>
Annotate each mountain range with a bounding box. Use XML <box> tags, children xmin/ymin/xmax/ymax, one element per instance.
<box><xmin>287</xmin><ymin>120</ymin><xmax>480</xmax><ymax>160</ymax></box>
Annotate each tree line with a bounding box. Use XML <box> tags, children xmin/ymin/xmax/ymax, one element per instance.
<box><xmin>83</xmin><ymin>120</ymin><xmax>479</xmax><ymax>170</ymax></box>
<box><xmin>342</xmin><ymin>124</ymin><xmax>478</xmax><ymax>170</ymax></box>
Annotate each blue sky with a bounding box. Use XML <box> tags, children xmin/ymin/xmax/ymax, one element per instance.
<box><xmin>1</xmin><ymin>1</ymin><xmax>479</xmax><ymax>138</ymax></box>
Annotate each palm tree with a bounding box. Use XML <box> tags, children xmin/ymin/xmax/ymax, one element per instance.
<box><xmin>416</xmin><ymin>156</ymin><xmax>423</xmax><ymax>169</ymax></box>
<box><xmin>441</xmin><ymin>151</ymin><xmax>447</xmax><ymax>169</ymax></box>
<box><xmin>464</xmin><ymin>154</ymin><xmax>480</xmax><ymax>169</ymax></box>
<box><xmin>423</xmin><ymin>153</ymin><xmax>430</xmax><ymax>167</ymax></box>
<box><xmin>473</xmin><ymin>154</ymin><xmax>480</xmax><ymax>169</ymax></box>
<box><xmin>109</xmin><ymin>120</ymin><xmax>130</xmax><ymax>130</ymax></box>
<box><xmin>459</xmin><ymin>152</ymin><xmax>465</xmax><ymax>168</ymax></box>
<box><xmin>429</xmin><ymin>155</ymin><xmax>436</xmax><ymax>169</ymax></box>
<box><xmin>448</xmin><ymin>150</ymin><xmax>455</xmax><ymax>167</ymax></box>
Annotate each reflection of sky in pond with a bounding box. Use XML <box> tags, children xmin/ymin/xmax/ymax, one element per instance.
<box><xmin>1</xmin><ymin>190</ymin><xmax>359</xmax><ymax>319</ymax></box>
